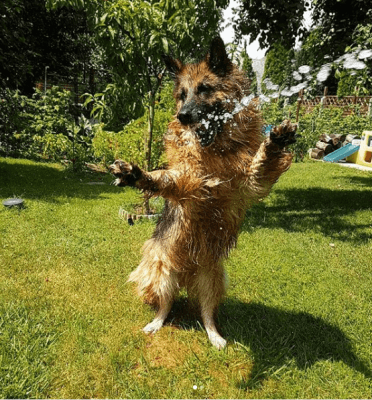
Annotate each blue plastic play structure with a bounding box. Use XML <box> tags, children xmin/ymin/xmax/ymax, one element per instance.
<box><xmin>263</xmin><ymin>124</ymin><xmax>274</xmax><ymax>136</ymax></box>
<box><xmin>323</xmin><ymin>143</ymin><xmax>360</xmax><ymax>163</ymax></box>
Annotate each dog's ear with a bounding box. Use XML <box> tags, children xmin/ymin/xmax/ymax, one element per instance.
<box><xmin>207</xmin><ymin>36</ymin><xmax>233</xmax><ymax>76</ymax></box>
<box><xmin>162</xmin><ymin>55</ymin><xmax>183</xmax><ymax>79</ymax></box>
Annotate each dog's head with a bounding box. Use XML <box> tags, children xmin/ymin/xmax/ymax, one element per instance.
<box><xmin>163</xmin><ymin>36</ymin><xmax>241</xmax><ymax>147</ymax></box>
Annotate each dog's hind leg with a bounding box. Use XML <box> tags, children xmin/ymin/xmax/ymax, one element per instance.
<box><xmin>202</xmin><ymin>306</ymin><xmax>227</xmax><ymax>350</ymax></box>
<box><xmin>195</xmin><ymin>265</ymin><xmax>227</xmax><ymax>349</ymax></box>
<box><xmin>143</xmin><ymin>296</ymin><xmax>174</xmax><ymax>334</ymax></box>
<box><xmin>128</xmin><ymin>241</ymin><xmax>179</xmax><ymax>335</ymax></box>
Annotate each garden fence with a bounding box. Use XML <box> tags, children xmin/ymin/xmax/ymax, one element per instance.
<box><xmin>295</xmin><ymin>87</ymin><xmax>372</xmax><ymax>121</ymax></box>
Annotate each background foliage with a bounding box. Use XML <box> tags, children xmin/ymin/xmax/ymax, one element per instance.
<box><xmin>261</xmin><ymin>44</ymin><xmax>295</xmax><ymax>96</ymax></box>
<box><xmin>261</xmin><ymin>101</ymin><xmax>372</xmax><ymax>161</ymax></box>
<box><xmin>0</xmin><ymin>86</ymin><xmax>95</xmax><ymax>170</ymax></box>
<box><xmin>46</xmin><ymin>0</ymin><xmax>229</xmax><ymax>169</ymax></box>
<box><xmin>233</xmin><ymin>0</ymin><xmax>371</xmax><ymax>52</ymax></box>
<box><xmin>238</xmin><ymin>1</ymin><xmax>372</xmax><ymax>98</ymax></box>
<box><xmin>240</xmin><ymin>41</ymin><xmax>258</xmax><ymax>95</ymax></box>
<box><xmin>1</xmin><ymin>0</ymin><xmax>371</xmax><ymax>171</ymax></box>
<box><xmin>0</xmin><ymin>0</ymin><xmax>95</xmax><ymax>95</ymax></box>
<box><xmin>92</xmin><ymin>80</ymin><xmax>176</xmax><ymax>169</ymax></box>
<box><xmin>0</xmin><ymin>87</ymin><xmax>74</xmax><ymax>158</ymax></box>
<box><xmin>336</xmin><ymin>23</ymin><xmax>372</xmax><ymax>97</ymax></box>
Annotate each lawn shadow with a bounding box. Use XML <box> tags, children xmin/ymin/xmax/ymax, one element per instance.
<box><xmin>242</xmin><ymin>186</ymin><xmax>372</xmax><ymax>243</ymax></box>
<box><xmin>0</xmin><ymin>159</ymin><xmax>121</xmax><ymax>203</ymax></box>
<box><xmin>158</xmin><ymin>297</ymin><xmax>371</xmax><ymax>387</ymax></box>
<box><xmin>335</xmin><ymin>174</ymin><xmax>372</xmax><ymax>187</ymax></box>
<box><xmin>219</xmin><ymin>300</ymin><xmax>371</xmax><ymax>389</ymax></box>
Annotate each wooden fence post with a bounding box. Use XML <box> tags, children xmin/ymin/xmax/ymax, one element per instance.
<box><xmin>368</xmin><ymin>98</ymin><xmax>372</xmax><ymax>118</ymax></box>
<box><xmin>320</xmin><ymin>87</ymin><xmax>328</xmax><ymax>109</ymax></box>
<box><xmin>353</xmin><ymin>87</ymin><xmax>358</xmax><ymax>111</ymax></box>
<box><xmin>296</xmin><ymin>89</ymin><xmax>304</xmax><ymax>122</ymax></box>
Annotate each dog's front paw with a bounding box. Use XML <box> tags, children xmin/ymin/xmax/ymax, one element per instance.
<box><xmin>109</xmin><ymin>160</ymin><xmax>142</xmax><ymax>187</ymax></box>
<box><xmin>269</xmin><ymin>119</ymin><xmax>299</xmax><ymax>148</ymax></box>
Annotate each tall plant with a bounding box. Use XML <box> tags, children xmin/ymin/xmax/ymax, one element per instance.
<box><xmin>336</xmin><ymin>22</ymin><xmax>372</xmax><ymax>96</ymax></box>
<box><xmin>261</xmin><ymin>43</ymin><xmax>293</xmax><ymax>96</ymax></box>
<box><xmin>240</xmin><ymin>41</ymin><xmax>258</xmax><ymax>95</ymax></box>
<box><xmin>46</xmin><ymin>0</ymin><xmax>228</xmax><ymax>171</ymax></box>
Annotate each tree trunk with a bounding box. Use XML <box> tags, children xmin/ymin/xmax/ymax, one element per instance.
<box><xmin>146</xmin><ymin>92</ymin><xmax>155</xmax><ymax>171</ymax></box>
<box><xmin>143</xmin><ymin>92</ymin><xmax>156</xmax><ymax>215</ymax></box>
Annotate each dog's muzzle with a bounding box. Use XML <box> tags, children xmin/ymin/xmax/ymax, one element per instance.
<box><xmin>196</xmin><ymin>128</ymin><xmax>218</xmax><ymax>147</ymax></box>
<box><xmin>177</xmin><ymin>107</ymin><xmax>221</xmax><ymax>147</ymax></box>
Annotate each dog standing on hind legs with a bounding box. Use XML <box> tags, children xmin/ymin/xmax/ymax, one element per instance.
<box><xmin>109</xmin><ymin>36</ymin><xmax>297</xmax><ymax>349</ymax></box>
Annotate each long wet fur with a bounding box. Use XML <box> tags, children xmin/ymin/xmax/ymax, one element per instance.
<box><xmin>109</xmin><ymin>36</ymin><xmax>297</xmax><ymax>349</ymax></box>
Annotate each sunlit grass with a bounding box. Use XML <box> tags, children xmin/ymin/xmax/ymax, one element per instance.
<box><xmin>0</xmin><ymin>157</ymin><xmax>371</xmax><ymax>398</ymax></box>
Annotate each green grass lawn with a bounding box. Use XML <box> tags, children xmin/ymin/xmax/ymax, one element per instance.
<box><xmin>0</xmin><ymin>157</ymin><xmax>371</xmax><ymax>398</ymax></box>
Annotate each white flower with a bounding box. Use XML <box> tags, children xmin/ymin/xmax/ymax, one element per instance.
<box><xmin>298</xmin><ymin>65</ymin><xmax>311</xmax><ymax>74</ymax></box>
<box><xmin>263</xmin><ymin>78</ymin><xmax>279</xmax><ymax>91</ymax></box>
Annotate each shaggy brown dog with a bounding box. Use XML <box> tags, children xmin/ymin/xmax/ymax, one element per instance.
<box><xmin>110</xmin><ymin>36</ymin><xmax>297</xmax><ymax>349</ymax></box>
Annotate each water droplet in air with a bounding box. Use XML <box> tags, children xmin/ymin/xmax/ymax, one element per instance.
<box><xmin>293</xmin><ymin>71</ymin><xmax>302</xmax><ymax>81</ymax></box>
<box><xmin>344</xmin><ymin>59</ymin><xmax>366</xmax><ymax>70</ymax></box>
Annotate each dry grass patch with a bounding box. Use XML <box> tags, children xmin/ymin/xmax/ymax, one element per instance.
<box><xmin>145</xmin><ymin>327</ymin><xmax>199</xmax><ymax>368</ymax></box>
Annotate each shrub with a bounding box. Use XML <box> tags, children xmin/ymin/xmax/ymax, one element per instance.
<box><xmin>0</xmin><ymin>86</ymin><xmax>76</xmax><ymax>158</ymax></box>
<box><xmin>92</xmin><ymin>80</ymin><xmax>175</xmax><ymax>169</ymax></box>
<box><xmin>261</xmin><ymin>101</ymin><xmax>372</xmax><ymax>161</ymax></box>
<box><xmin>261</xmin><ymin>43</ymin><xmax>293</xmax><ymax>95</ymax></box>
<box><xmin>0</xmin><ymin>88</ymin><xmax>26</xmax><ymax>156</ymax></box>
<box><xmin>0</xmin><ymin>86</ymin><xmax>96</xmax><ymax>169</ymax></box>
<box><xmin>336</xmin><ymin>74</ymin><xmax>359</xmax><ymax>97</ymax></box>
<box><xmin>33</xmin><ymin>116</ymin><xmax>95</xmax><ymax>169</ymax></box>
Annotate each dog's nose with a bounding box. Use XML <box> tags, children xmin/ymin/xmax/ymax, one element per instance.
<box><xmin>178</xmin><ymin>109</ymin><xmax>193</xmax><ymax>125</ymax></box>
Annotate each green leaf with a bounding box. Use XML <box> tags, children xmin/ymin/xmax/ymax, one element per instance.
<box><xmin>108</xmin><ymin>26</ymin><xmax>115</xmax><ymax>40</ymax></box>
<box><xmin>161</xmin><ymin>37</ymin><xmax>169</xmax><ymax>53</ymax></box>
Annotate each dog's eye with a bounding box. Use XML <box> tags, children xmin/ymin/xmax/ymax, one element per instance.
<box><xmin>198</xmin><ymin>84</ymin><xmax>212</xmax><ymax>94</ymax></box>
<box><xmin>180</xmin><ymin>89</ymin><xmax>187</xmax><ymax>101</ymax></box>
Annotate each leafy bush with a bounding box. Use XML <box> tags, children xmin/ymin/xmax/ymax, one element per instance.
<box><xmin>0</xmin><ymin>88</ymin><xmax>26</xmax><ymax>156</ymax></box>
<box><xmin>262</xmin><ymin>101</ymin><xmax>372</xmax><ymax>161</ymax></box>
<box><xmin>261</xmin><ymin>99</ymin><xmax>294</xmax><ymax>126</ymax></box>
<box><xmin>336</xmin><ymin>73</ymin><xmax>360</xmax><ymax>97</ymax></box>
<box><xmin>0</xmin><ymin>86</ymin><xmax>96</xmax><ymax>169</ymax></box>
<box><xmin>33</xmin><ymin>115</ymin><xmax>95</xmax><ymax>170</ymax></box>
<box><xmin>240</xmin><ymin>44</ymin><xmax>258</xmax><ymax>95</ymax></box>
<box><xmin>261</xmin><ymin>43</ymin><xmax>294</xmax><ymax>95</ymax></box>
<box><xmin>82</xmin><ymin>83</ymin><xmax>145</xmax><ymax>131</ymax></box>
<box><xmin>92</xmin><ymin>80</ymin><xmax>175</xmax><ymax>169</ymax></box>
<box><xmin>336</xmin><ymin>23</ymin><xmax>372</xmax><ymax>97</ymax></box>
<box><xmin>0</xmin><ymin>86</ymin><xmax>75</xmax><ymax>158</ymax></box>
